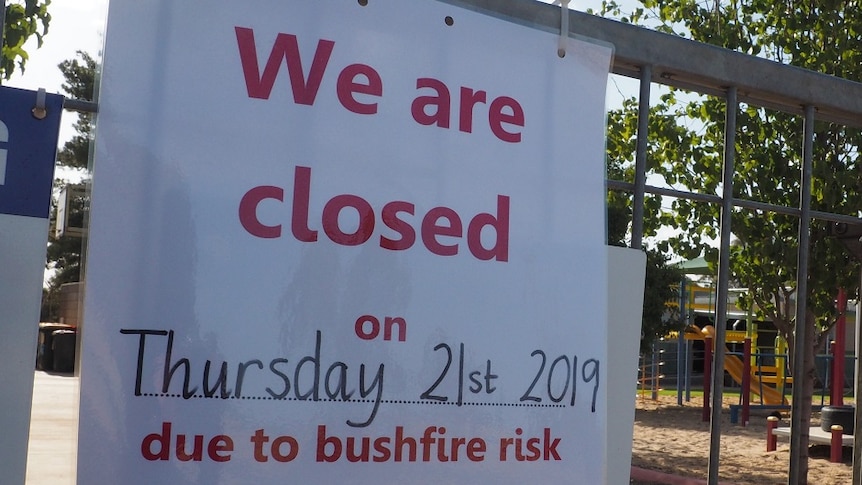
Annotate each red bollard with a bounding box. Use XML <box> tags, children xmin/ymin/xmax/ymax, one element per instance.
<box><xmin>766</xmin><ymin>416</ymin><xmax>778</xmax><ymax>452</ymax></box>
<box><xmin>703</xmin><ymin>336</ymin><xmax>713</xmax><ymax>422</ymax></box>
<box><xmin>831</xmin><ymin>425</ymin><xmax>844</xmax><ymax>463</ymax></box>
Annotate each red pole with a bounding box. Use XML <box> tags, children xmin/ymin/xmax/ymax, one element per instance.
<box><xmin>833</xmin><ymin>288</ymin><xmax>847</xmax><ymax>406</ymax></box>
<box><xmin>831</xmin><ymin>425</ymin><xmax>844</xmax><ymax>463</ymax></box>
<box><xmin>703</xmin><ymin>336</ymin><xmax>713</xmax><ymax>422</ymax></box>
<box><xmin>830</xmin><ymin>341</ymin><xmax>839</xmax><ymax>406</ymax></box>
<box><xmin>741</xmin><ymin>337</ymin><xmax>751</xmax><ymax>426</ymax></box>
<box><xmin>766</xmin><ymin>416</ymin><xmax>778</xmax><ymax>452</ymax></box>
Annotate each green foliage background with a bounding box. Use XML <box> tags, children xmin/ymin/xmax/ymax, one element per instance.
<box><xmin>599</xmin><ymin>0</ymin><xmax>862</xmax><ymax>477</ymax></box>
<box><xmin>40</xmin><ymin>51</ymin><xmax>94</xmax><ymax>321</ymax></box>
<box><xmin>2</xmin><ymin>0</ymin><xmax>51</xmax><ymax>80</ymax></box>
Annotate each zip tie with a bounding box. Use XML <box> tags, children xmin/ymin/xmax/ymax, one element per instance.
<box><xmin>32</xmin><ymin>88</ymin><xmax>47</xmax><ymax>120</ymax></box>
<box><xmin>554</xmin><ymin>0</ymin><xmax>571</xmax><ymax>57</ymax></box>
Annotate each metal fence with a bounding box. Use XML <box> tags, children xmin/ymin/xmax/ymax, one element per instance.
<box><xmin>443</xmin><ymin>2</ymin><xmax>862</xmax><ymax>484</ymax></box>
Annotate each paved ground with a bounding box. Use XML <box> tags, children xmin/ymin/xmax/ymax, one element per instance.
<box><xmin>26</xmin><ymin>371</ymin><xmax>78</xmax><ymax>485</ymax></box>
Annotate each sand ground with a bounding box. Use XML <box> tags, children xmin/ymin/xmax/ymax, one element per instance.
<box><xmin>629</xmin><ymin>395</ymin><xmax>853</xmax><ymax>484</ymax></box>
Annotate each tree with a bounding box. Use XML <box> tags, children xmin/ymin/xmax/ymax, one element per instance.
<box><xmin>600</xmin><ymin>1</ymin><xmax>862</xmax><ymax>481</ymax></box>
<box><xmin>2</xmin><ymin>0</ymin><xmax>52</xmax><ymax>80</ymax></box>
<box><xmin>606</xmin><ymin>113</ymin><xmax>685</xmax><ymax>354</ymax></box>
<box><xmin>56</xmin><ymin>51</ymin><xmax>96</xmax><ymax>169</ymax></box>
<box><xmin>41</xmin><ymin>51</ymin><xmax>95</xmax><ymax>321</ymax></box>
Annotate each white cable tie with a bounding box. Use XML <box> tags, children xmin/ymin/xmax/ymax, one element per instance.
<box><xmin>32</xmin><ymin>88</ymin><xmax>47</xmax><ymax>120</ymax></box>
<box><xmin>554</xmin><ymin>0</ymin><xmax>571</xmax><ymax>57</ymax></box>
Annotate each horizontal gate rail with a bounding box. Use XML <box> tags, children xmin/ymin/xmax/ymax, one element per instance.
<box><xmin>445</xmin><ymin>0</ymin><xmax>862</xmax><ymax>127</ymax></box>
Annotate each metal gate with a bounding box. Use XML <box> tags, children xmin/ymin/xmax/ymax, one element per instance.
<box><xmin>443</xmin><ymin>1</ymin><xmax>862</xmax><ymax>484</ymax></box>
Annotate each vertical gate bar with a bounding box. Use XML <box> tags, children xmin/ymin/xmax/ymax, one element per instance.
<box><xmin>789</xmin><ymin>105</ymin><xmax>815</xmax><ymax>485</ymax></box>
<box><xmin>0</xmin><ymin>1</ymin><xmax>6</xmax><ymax>86</ymax></box>
<box><xmin>631</xmin><ymin>65</ymin><xmax>652</xmax><ymax>250</ymax></box>
<box><xmin>685</xmin><ymin>339</ymin><xmax>692</xmax><ymax>401</ymax></box>
<box><xmin>707</xmin><ymin>85</ymin><xmax>737</xmax><ymax>485</ymax></box>
<box><xmin>652</xmin><ymin>341</ymin><xmax>659</xmax><ymax>400</ymax></box>
<box><xmin>853</xmin><ymin>286</ymin><xmax>862</xmax><ymax>482</ymax></box>
<box><xmin>678</xmin><ymin>278</ymin><xmax>686</xmax><ymax>406</ymax></box>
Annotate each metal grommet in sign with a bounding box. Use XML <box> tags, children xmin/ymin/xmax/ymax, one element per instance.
<box><xmin>32</xmin><ymin>88</ymin><xmax>47</xmax><ymax>120</ymax></box>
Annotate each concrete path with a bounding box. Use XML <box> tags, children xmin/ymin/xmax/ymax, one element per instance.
<box><xmin>25</xmin><ymin>371</ymin><xmax>78</xmax><ymax>485</ymax></box>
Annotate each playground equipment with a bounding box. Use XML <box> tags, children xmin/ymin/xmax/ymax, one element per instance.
<box><xmin>637</xmin><ymin>351</ymin><xmax>662</xmax><ymax>400</ymax></box>
<box><xmin>692</xmin><ymin>325</ymin><xmax>787</xmax><ymax>406</ymax></box>
<box><xmin>767</xmin><ymin>416</ymin><xmax>852</xmax><ymax>463</ymax></box>
<box><xmin>641</xmin><ymin>280</ymin><xmax>855</xmax><ymax>433</ymax></box>
<box><xmin>694</xmin><ymin>322</ymin><xmax>854</xmax><ymax>425</ymax></box>
<box><xmin>636</xmin><ymin>320</ymin><xmax>789</xmax><ymax>406</ymax></box>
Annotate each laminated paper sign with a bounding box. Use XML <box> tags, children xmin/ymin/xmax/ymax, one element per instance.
<box><xmin>0</xmin><ymin>86</ymin><xmax>63</xmax><ymax>485</ymax></box>
<box><xmin>80</xmin><ymin>1</ymin><xmax>612</xmax><ymax>483</ymax></box>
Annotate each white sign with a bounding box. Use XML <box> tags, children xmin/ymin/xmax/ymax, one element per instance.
<box><xmin>0</xmin><ymin>86</ymin><xmax>64</xmax><ymax>485</ymax></box>
<box><xmin>80</xmin><ymin>1</ymin><xmax>612</xmax><ymax>483</ymax></box>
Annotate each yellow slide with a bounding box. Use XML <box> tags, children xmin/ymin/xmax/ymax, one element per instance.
<box><xmin>694</xmin><ymin>325</ymin><xmax>788</xmax><ymax>405</ymax></box>
<box><xmin>721</xmin><ymin>352</ymin><xmax>787</xmax><ymax>405</ymax></box>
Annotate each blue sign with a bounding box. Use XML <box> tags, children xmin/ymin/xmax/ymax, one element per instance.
<box><xmin>0</xmin><ymin>86</ymin><xmax>64</xmax><ymax>219</ymax></box>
